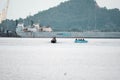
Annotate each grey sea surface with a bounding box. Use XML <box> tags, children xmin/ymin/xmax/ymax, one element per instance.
<box><xmin>0</xmin><ymin>38</ymin><xmax>120</xmax><ymax>80</ymax></box>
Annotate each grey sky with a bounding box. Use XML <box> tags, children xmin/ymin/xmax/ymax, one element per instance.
<box><xmin>0</xmin><ymin>0</ymin><xmax>120</xmax><ymax>20</ymax></box>
<box><xmin>96</xmin><ymin>0</ymin><xmax>120</xmax><ymax>9</ymax></box>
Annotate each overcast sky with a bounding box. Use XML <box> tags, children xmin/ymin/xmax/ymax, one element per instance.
<box><xmin>0</xmin><ymin>0</ymin><xmax>120</xmax><ymax>20</ymax></box>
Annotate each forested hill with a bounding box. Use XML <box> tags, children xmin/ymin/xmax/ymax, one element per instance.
<box><xmin>0</xmin><ymin>0</ymin><xmax>120</xmax><ymax>32</ymax></box>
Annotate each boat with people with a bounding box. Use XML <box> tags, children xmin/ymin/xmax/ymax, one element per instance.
<box><xmin>75</xmin><ymin>38</ymin><xmax>88</xmax><ymax>43</ymax></box>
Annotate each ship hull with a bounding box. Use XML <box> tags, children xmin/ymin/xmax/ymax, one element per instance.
<box><xmin>16</xmin><ymin>32</ymin><xmax>120</xmax><ymax>38</ymax></box>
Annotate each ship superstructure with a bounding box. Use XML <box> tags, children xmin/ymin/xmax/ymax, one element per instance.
<box><xmin>16</xmin><ymin>23</ymin><xmax>52</xmax><ymax>32</ymax></box>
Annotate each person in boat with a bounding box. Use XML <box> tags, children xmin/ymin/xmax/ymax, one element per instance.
<box><xmin>51</xmin><ymin>37</ymin><xmax>57</xmax><ymax>43</ymax></box>
<box><xmin>76</xmin><ymin>38</ymin><xmax>82</xmax><ymax>41</ymax></box>
<box><xmin>79</xmin><ymin>38</ymin><xmax>82</xmax><ymax>41</ymax></box>
<box><xmin>82</xmin><ymin>38</ymin><xmax>84</xmax><ymax>41</ymax></box>
<box><xmin>76</xmin><ymin>38</ymin><xmax>85</xmax><ymax>41</ymax></box>
<box><xmin>80</xmin><ymin>38</ymin><xmax>84</xmax><ymax>41</ymax></box>
<box><xmin>75</xmin><ymin>38</ymin><xmax>77</xmax><ymax>41</ymax></box>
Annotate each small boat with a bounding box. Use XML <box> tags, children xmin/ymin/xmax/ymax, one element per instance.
<box><xmin>51</xmin><ymin>40</ymin><xmax>56</xmax><ymax>43</ymax></box>
<box><xmin>75</xmin><ymin>39</ymin><xmax>88</xmax><ymax>43</ymax></box>
<box><xmin>51</xmin><ymin>37</ymin><xmax>57</xmax><ymax>43</ymax></box>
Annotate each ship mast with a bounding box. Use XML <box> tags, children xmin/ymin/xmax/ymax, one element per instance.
<box><xmin>0</xmin><ymin>0</ymin><xmax>9</xmax><ymax>23</ymax></box>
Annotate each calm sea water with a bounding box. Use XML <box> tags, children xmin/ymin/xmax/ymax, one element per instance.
<box><xmin>0</xmin><ymin>38</ymin><xmax>120</xmax><ymax>80</ymax></box>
